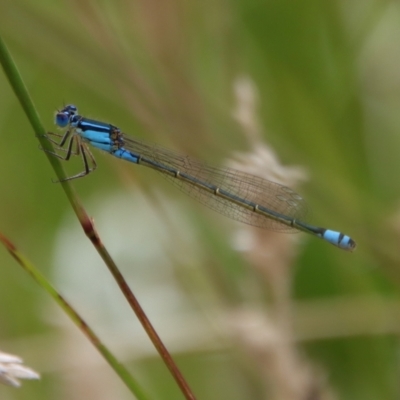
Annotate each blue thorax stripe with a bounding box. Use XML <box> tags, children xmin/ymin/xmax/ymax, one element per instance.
<box><xmin>76</xmin><ymin>117</ymin><xmax>113</xmax><ymax>134</ymax></box>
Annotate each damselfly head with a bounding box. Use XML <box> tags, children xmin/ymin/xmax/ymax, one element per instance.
<box><xmin>55</xmin><ymin>105</ymin><xmax>78</xmax><ymax>127</ymax></box>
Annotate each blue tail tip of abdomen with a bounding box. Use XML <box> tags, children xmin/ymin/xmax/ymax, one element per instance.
<box><xmin>323</xmin><ymin>230</ymin><xmax>357</xmax><ymax>251</ymax></box>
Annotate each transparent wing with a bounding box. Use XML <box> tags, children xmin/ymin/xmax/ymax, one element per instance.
<box><xmin>124</xmin><ymin>136</ymin><xmax>308</xmax><ymax>231</ymax></box>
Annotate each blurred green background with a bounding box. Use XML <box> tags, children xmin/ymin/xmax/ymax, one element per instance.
<box><xmin>1</xmin><ymin>0</ymin><xmax>400</xmax><ymax>399</ymax></box>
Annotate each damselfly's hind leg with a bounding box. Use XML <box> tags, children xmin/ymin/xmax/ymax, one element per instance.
<box><xmin>54</xmin><ymin>142</ymin><xmax>97</xmax><ymax>182</ymax></box>
<box><xmin>41</xmin><ymin>132</ymin><xmax>97</xmax><ymax>182</ymax></box>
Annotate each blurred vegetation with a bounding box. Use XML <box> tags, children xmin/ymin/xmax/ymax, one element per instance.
<box><xmin>0</xmin><ymin>1</ymin><xmax>400</xmax><ymax>399</ymax></box>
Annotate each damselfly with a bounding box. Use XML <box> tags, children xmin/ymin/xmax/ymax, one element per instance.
<box><xmin>45</xmin><ymin>104</ymin><xmax>356</xmax><ymax>251</ymax></box>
